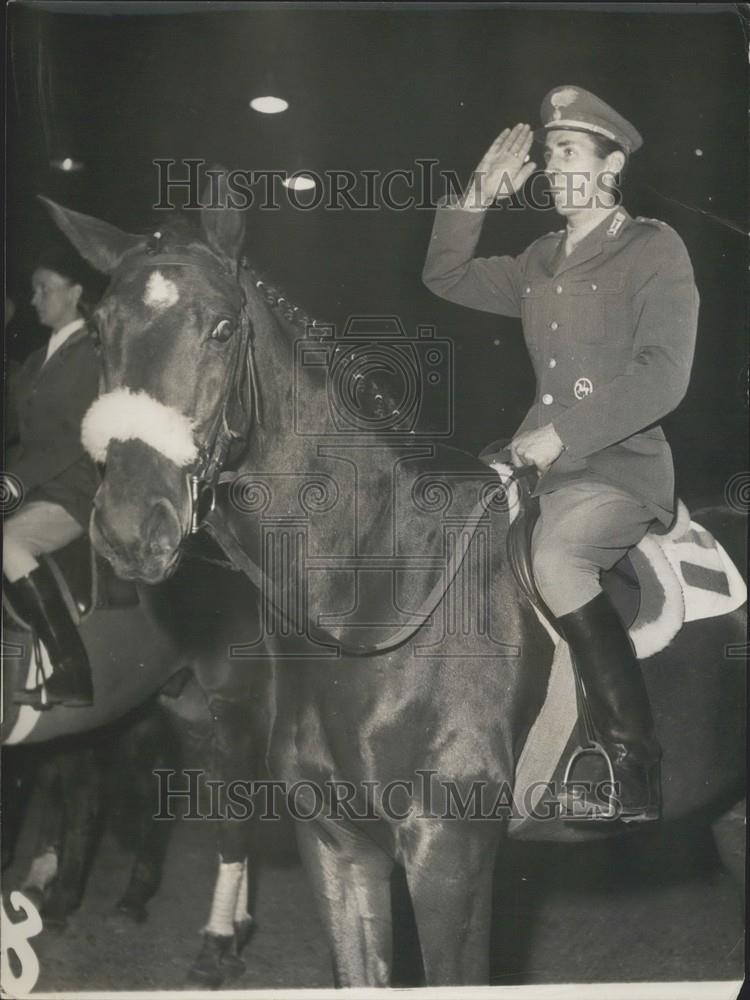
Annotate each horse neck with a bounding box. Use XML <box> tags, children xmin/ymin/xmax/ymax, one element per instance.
<box><xmin>239</xmin><ymin>285</ymin><xmax>296</xmax><ymax>465</ymax></box>
<box><xmin>238</xmin><ymin>282</ymin><xmax>384</xmax><ymax>473</ymax></box>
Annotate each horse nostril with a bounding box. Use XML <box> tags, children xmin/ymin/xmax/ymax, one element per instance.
<box><xmin>145</xmin><ymin>499</ymin><xmax>182</xmax><ymax>557</ymax></box>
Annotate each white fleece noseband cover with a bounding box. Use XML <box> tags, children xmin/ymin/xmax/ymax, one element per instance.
<box><xmin>81</xmin><ymin>388</ymin><xmax>199</xmax><ymax>468</ymax></box>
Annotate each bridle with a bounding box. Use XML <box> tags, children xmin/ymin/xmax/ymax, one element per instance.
<box><xmin>103</xmin><ymin>237</ymin><xmax>545</xmax><ymax>657</ymax></box>
<box><xmin>114</xmin><ymin>232</ymin><xmax>262</xmax><ymax>536</ymax></box>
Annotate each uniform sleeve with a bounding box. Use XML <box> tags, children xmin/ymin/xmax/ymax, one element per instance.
<box><xmin>422</xmin><ymin>199</ymin><xmax>524</xmax><ymax>318</ymax></box>
<box><xmin>552</xmin><ymin>227</ymin><xmax>699</xmax><ymax>459</ymax></box>
<box><xmin>10</xmin><ymin>340</ymin><xmax>101</xmax><ymax>495</ymax></box>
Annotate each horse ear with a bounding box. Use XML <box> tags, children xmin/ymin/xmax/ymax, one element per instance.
<box><xmin>38</xmin><ymin>196</ymin><xmax>144</xmax><ymax>275</ymax></box>
<box><xmin>200</xmin><ymin>167</ymin><xmax>246</xmax><ymax>264</ymax></box>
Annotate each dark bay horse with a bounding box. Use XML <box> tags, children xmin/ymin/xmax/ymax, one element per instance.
<box><xmin>44</xmin><ymin>186</ymin><xmax>746</xmax><ymax>986</ymax></box>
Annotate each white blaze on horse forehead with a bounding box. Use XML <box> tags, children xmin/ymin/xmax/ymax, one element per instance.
<box><xmin>143</xmin><ymin>270</ymin><xmax>180</xmax><ymax>310</ymax></box>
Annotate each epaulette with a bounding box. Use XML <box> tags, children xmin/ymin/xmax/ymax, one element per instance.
<box><xmin>634</xmin><ymin>216</ymin><xmax>680</xmax><ymax>240</ymax></box>
<box><xmin>531</xmin><ymin>229</ymin><xmax>564</xmax><ymax>247</ymax></box>
<box><xmin>635</xmin><ymin>216</ymin><xmax>669</xmax><ymax>228</ymax></box>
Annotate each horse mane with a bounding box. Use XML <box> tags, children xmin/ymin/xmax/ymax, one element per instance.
<box><xmin>145</xmin><ymin>214</ymin><xmax>398</xmax><ymax>421</ymax></box>
<box><xmin>241</xmin><ymin>262</ymin><xmax>326</xmax><ymax>337</ymax></box>
<box><xmin>148</xmin><ymin>211</ymin><xmax>326</xmax><ymax>335</ymax></box>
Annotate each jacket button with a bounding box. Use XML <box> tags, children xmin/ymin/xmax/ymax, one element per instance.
<box><xmin>550</xmin><ymin>321</ymin><xmax>559</xmax><ymax>331</ymax></box>
<box><xmin>548</xmin><ymin>358</ymin><xmax>557</xmax><ymax>368</ymax></box>
<box><xmin>555</xmin><ymin>285</ymin><xmax>563</xmax><ymax>294</ymax></box>
<box><xmin>525</xmin><ymin>286</ymin><xmax>531</xmax><ymax>294</ymax></box>
<box><xmin>542</xmin><ymin>393</ymin><xmax>553</xmax><ymax>405</ymax></box>
<box><xmin>591</xmin><ymin>283</ymin><xmax>598</xmax><ymax>291</ymax></box>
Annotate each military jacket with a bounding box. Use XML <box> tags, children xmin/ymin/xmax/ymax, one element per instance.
<box><xmin>422</xmin><ymin>202</ymin><xmax>699</xmax><ymax>524</ymax></box>
<box><xmin>7</xmin><ymin>324</ymin><xmax>101</xmax><ymax>528</ymax></box>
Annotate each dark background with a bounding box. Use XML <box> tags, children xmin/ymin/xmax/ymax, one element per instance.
<box><xmin>5</xmin><ymin>2</ymin><xmax>748</xmax><ymax>502</ymax></box>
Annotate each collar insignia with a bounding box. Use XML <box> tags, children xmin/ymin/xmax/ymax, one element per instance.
<box><xmin>606</xmin><ymin>211</ymin><xmax>626</xmax><ymax>238</ymax></box>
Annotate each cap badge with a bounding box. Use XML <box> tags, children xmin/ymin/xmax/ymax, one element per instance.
<box><xmin>550</xmin><ymin>87</ymin><xmax>579</xmax><ymax>121</ymax></box>
<box><xmin>574</xmin><ymin>377</ymin><xmax>593</xmax><ymax>400</ymax></box>
<box><xmin>606</xmin><ymin>211</ymin><xmax>626</xmax><ymax>237</ymax></box>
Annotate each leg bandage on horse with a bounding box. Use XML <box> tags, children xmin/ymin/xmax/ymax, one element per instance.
<box><xmin>204</xmin><ymin>858</ymin><xmax>246</xmax><ymax>937</ymax></box>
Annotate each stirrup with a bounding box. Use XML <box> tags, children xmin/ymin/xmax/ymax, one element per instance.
<box><xmin>13</xmin><ymin>635</ymin><xmax>93</xmax><ymax>709</ymax></box>
<box><xmin>13</xmin><ymin>635</ymin><xmax>52</xmax><ymax>710</ymax></box>
<box><xmin>559</xmin><ymin>740</ymin><xmax>620</xmax><ymax>821</ymax></box>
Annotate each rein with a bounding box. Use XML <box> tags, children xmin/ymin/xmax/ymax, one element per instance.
<box><xmin>200</xmin><ymin>482</ymin><xmax>498</xmax><ymax>656</ymax></box>
<box><xmin>198</xmin><ymin>463</ymin><xmax>537</xmax><ymax>657</ymax></box>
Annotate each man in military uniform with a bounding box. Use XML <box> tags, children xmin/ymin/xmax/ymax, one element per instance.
<box><xmin>423</xmin><ymin>86</ymin><xmax>699</xmax><ymax>821</ymax></box>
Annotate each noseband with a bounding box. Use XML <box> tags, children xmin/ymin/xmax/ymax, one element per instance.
<box><xmin>118</xmin><ymin>234</ymin><xmax>262</xmax><ymax>535</ymax></box>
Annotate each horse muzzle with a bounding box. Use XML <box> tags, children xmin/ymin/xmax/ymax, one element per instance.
<box><xmin>90</xmin><ymin>495</ymin><xmax>185</xmax><ymax>584</ymax></box>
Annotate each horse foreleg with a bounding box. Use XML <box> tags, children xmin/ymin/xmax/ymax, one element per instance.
<box><xmin>403</xmin><ymin>821</ymin><xmax>497</xmax><ymax>985</ymax></box>
<box><xmin>295</xmin><ymin>819</ymin><xmax>395</xmax><ymax>987</ymax></box>
<box><xmin>188</xmin><ymin>696</ymin><xmax>256</xmax><ymax>989</ymax></box>
<box><xmin>42</xmin><ymin>745</ymin><xmax>106</xmax><ymax>929</ymax></box>
<box><xmin>115</xmin><ymin>706</ymin><xmax>175</xmax><ymax>923</ymax></box>
<box><xmin>20</xmin><ymin>755</ymin><xmax>63</xmax><ymax>909</ymax></box>
<box><xmin>2</xmin><ymin>749</ymin><xmax>37</xmax><ymax>872</ymax></box>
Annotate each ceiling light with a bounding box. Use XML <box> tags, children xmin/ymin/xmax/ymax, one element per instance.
<box><xmin>282</xmin><ymin>173</ymin><xmax>317</xmax><ymax>192</ymax></box>
<box><xmin>250</xmin><ymin>95</ymin><xmax>289</xmax><ymax>114</ymax></box>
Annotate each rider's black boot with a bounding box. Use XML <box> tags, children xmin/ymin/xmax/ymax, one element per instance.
<box><xmin>9</xmin><ymin>562</ymin><xmax>93</xmax><ymax>708</ymax></box>
<box><xmin>556</xmin><ymin>591</ymin><xmax>661</xmax><ymax>823</ymax></box>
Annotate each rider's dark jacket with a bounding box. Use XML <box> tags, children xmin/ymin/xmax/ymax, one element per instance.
<box><xmin>422</xmin><ymin>201</ymin><xmax>700</xmax><ymax>526</ymax></box>
<box><xmin>6</xmin><ymin>322</ymin><xmax>100</xmax><ymax>528</ymax></box>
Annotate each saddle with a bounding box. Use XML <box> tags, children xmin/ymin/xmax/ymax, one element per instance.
<box><xmin>478</xmin><ymin>440</ymin><xmax>746</xmax><ymax>654</ymax></box>
<box><xmin>480</xmin><ymin>448</ymin><xmax>642</xmax><ymax>636</ymax></box>
<box><xmin>4</xmin><ymin>536</ymin><xmax>139</xmax><ymax>631</ymax></box>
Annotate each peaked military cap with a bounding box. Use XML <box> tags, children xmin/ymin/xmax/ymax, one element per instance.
<box><xmin>537</xmin><ymin>85</ymin><xmax>643</xmax><ymax>154</ymax></box>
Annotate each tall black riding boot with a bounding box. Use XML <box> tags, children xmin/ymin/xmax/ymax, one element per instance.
<box><xmin>9</xmin><ymin>562</ymin><xmax>93</xmax><ymax>708</ymax></box>
<box><xmin>556</xmin><ymin>591</ymin><xmax>661</xmax><ymax>823</ymax></box>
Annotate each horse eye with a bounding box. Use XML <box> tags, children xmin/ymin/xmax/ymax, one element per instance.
<box><xmin>211</xmin><ymin>319</ymin><xmax>235</xmax><ymax>343</ymax></box>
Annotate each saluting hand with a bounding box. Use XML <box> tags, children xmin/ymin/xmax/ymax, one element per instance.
<box><xmin>460</xmin><ymin>124</ymin><xmax>537</xmax><ymax>210</ymax></box>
